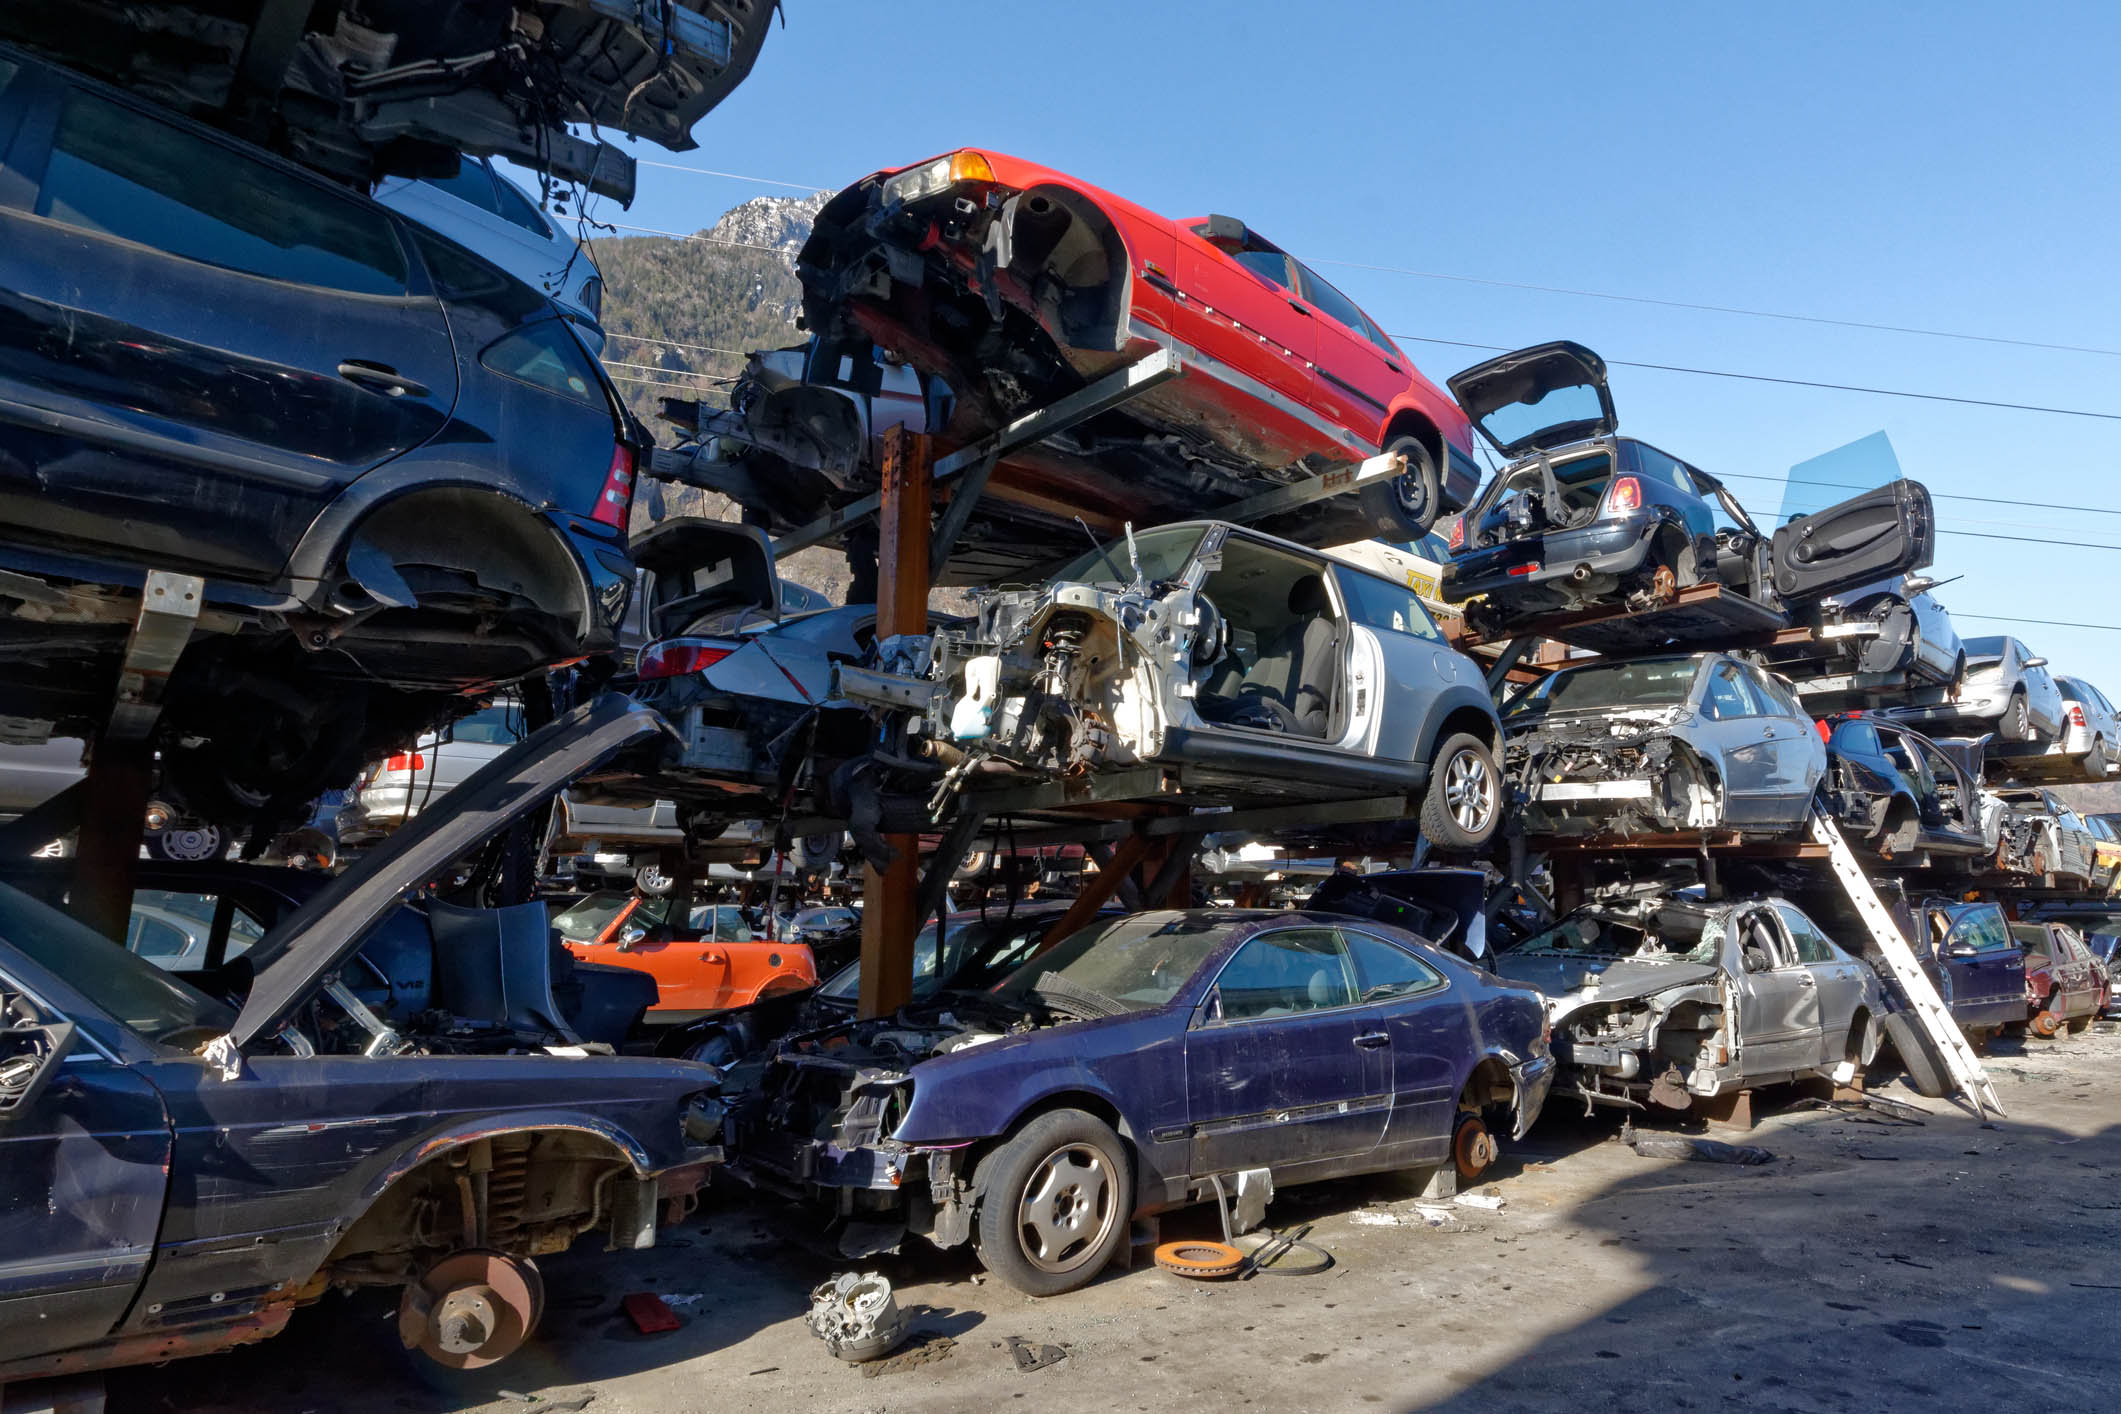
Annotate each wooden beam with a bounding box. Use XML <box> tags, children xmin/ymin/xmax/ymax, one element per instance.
<box><xmin>1033</xmin><ymin>833</ymin><xmax>1153</xmax><ymax>956</ymax></box>
<box><xmin>858</xmin><ymin>428</ymin><xmax>933</xmax><ymax>1020</ymax></box>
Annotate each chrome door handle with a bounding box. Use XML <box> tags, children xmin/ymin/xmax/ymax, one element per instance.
<box><xmin>1797</xmin><ymin>976</ymin><xmax>1816</xmax><ymax>987</ymax></box>
<box><xmin>1353</xmin><ymin>1031</ymin><xmax>1390</xmax><ymax>1049</ymax></box>
<box><xmin>1762</xmin><ymin>725</ymin><xmax>1776</xmax><ymax>738</ymax></box>
<box><xmin>337</xmin><ymin>360</ymin><xmax>430</xmax><ymax>399</ymax></box>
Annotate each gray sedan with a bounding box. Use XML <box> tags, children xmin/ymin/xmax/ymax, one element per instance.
<box><xmin>1503</xmin><ymin>653</ymin><xmax>1825</xmax><ymax>837</ymax></box>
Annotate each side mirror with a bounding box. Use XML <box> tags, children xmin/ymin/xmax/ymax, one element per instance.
<box><xmin>0</xmin><ymin>1015</ymin><xmax>76</xmax><ymax>1121</ymax></box>
<box><xmin>1742</xmin><ymin>947</ymin><xmax>1771</xmax><ymax>973</ymax></box>
<box><xmin>2022</xmin><ymin>656</ymin><xmax>2049</xmax><ymax>669</ymax></box>
<box><xmin>618</xmin><ymin>926</ymin><xmax>648</xmax><ymax>950</ymax></box>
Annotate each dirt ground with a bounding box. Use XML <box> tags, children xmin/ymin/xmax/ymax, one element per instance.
<box><xmin>108</xmin><ymin>1025</ymin><xmax>2121</xmax><ymax>1414</ymax></box>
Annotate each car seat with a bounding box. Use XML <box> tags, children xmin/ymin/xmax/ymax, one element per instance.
<box><xmin>1234</xmin><ymin>575</ymin><xmax>1336</xmax><ymax>736</ymax></box>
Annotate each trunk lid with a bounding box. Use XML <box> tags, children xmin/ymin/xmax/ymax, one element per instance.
<box><xmin>1447</xmin><ymin>341</ymin><xmax>1616</xmax><ymax>456</ymax></box>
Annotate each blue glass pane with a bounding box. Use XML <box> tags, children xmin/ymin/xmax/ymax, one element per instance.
<box><xmin>1775</xmin><ymin>431</ymin><xmax>1904</xmax><ymax>524</ymax></box>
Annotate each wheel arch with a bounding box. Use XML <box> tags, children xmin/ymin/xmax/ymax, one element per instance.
<box><xmin>1416</xmin><ymin>692</ymin><xmax>1504</xmax><ymax>765</ymax></box>
<box><xmin>964</xmin><ymin>1086</ymin><xmax>1143</xmax><ymax>1210</ymax></box>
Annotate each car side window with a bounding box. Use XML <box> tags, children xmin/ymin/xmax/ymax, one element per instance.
<box><xmin>1233</xmin><ymin>249</ymin><xmax>1294</xmax><ymax>290</ymax></box>
<box><xmin>1342</xmin><ymin>930</ymin><xmax>1444</xmax><ymax>1002</ymax></box>
<box><xmin>1631</xmin><ymin>444</ymin><xmax>1695</xmax><ymax>496</ymax></box>
<box><xmin>129</xmin><ymin>914</ymin><xmax>192</xmax><ymax>965</ymax></box>
<box><xmin>1702</xmin><ymin>664</ymin><xmax>1758</xmax><ymax>720</ymax></box>
<box><xmin>1211</xmin><ymin>928</ymin><xmax>1355</xmax><ymax>1022</ymax></box>
<box><xmin>1952</xmin><ymin>908</ymin><xmax>2011</xmax><ymax>953</ymax></box>
<box><xmin>1741</xmin><ymin>664</ymin><xmax>1801</xmax><ymax>719</ymax></box>
<box><xmin>428</xmin><ymin>158</ymin><xmax>505</xmax><ymax>216</ymax></box>
<box><xmin>1837</xmin><ymin>721</ymin><xmax>1879</xmax><ymax>755</ymax></box>
<box><xmin>1295</xmin><ymin>262</ymin><xmax>1372</xmax><ymax>338</ymax></box>
<box><xmin>1334</xmin><ymin>567</ymin><xmax>1443</xmax><ymax>643</ymax></box>
<box><xmin>490</xmin><ymin>170</ymin><xmax>555</xmax><ymax>238</ymax></box>
<box><xmin>38</xmin><ymin>85</ymin><xmax>409</xmax><ymax>296</ymax></box>
<box><xmin>481</xmin><ymin>320</ymin><xmax>606</xmax><ymax>408</ymax></box>
<box><xmin>1774</xmin><ymin>905</ymin><xmax>1838</xmax><ymax>965</ymax></box>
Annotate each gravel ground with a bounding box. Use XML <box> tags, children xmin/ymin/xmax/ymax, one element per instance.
<box><xmin>109</xmin><ymin>1023</ymin><xmax>2121</xmax><ymax>1414</ymax></box>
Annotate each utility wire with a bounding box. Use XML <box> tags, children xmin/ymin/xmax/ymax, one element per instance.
<box><xmin>1712</xmin><ymin>469</ymin><xmax>2121</xmax><ymax>520</ymax></box>
<box><xmin>1955</xmin><ymin>614</ymin><xmax>2121</xmax><ymax>634</ymax></box>
<box><xmin>603</xmin><ymin>333</ymin><xmax>754</xmax><ymax>359</ymax></box>
<box><xmin>633</xmin><ymin>159</ymin><xmax>2121</xmax><ymax>362</ymax></box>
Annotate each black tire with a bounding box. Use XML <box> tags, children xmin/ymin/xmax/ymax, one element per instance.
<box><xmin>2001</xmin><ymin>690</ymin><xmax>2031</xmax><ymax>742</ymax></box>
<box><xmin>633</xmin><ymin>859</ymin><xmax>675</xmax><ymax>896</ymax></box>
<box><xmin>1420</xmin><ymin>733</ymin><xmax>1502</xmax><ymax>851</ymax></box>
<box><xmin>2085</xmin><ymin>738</ymin><xmax>2108</xmax><ymax>779</ymax></box>
<box><xmin>973</xmin><ymin>1109</ymin><xmax>1131</xmax><ymax>1297</ymax></box>
<box><xmin>1356</xmin><ymin>434</ymin><xmax>1443</xmax><ymax>539</ymax></box>
<box><xmin>1876</xmin><ymin>1013</ymin><xmax>1951</xmax><ymax>1098</ymax></box>
<box><xmin>1949</xmin><ymin>652</ymin><xmax>1967</xmax><ymax>695</ymax></box>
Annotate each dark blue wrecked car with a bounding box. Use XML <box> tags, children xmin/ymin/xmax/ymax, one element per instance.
<box><xmin>732</xmin><ymin>909</ymin><xmax>1554</xmax><ymax>1295</ymax></box>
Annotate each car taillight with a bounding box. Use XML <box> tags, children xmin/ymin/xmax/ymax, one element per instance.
<box><xmin>384</xmin><ymin>752</ymin><xmax>425</xmax><ymax>774</ymax></box>
<box><xmin>2069</xmin><ymin>705</ymin><xmax>2087</xmax><ymax>726</ymax></box>
<box><xmin>1602</xmin><ymin>476</ymin><xmax>1643</xmax><ymax>514</ymax></box>
<box><xmin>1447</xmin><ymin>516</ymin><xmax>1465</xmax><ymax>551</ymax></box>
<box><xmin>592</xmin><ymin>444</ymin><xmax>636</xmax><ymax>529</ymax></box>
<box><xmin>638</xmin><ymin>638</ymin><xmax>735</xmax><ymax>682</ymax></box>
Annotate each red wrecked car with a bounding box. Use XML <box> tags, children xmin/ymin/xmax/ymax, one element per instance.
<box><xmin>792</xmin><ymin>149</ymin><xmax>1480</xmax><ymax>553</ymax></box>
<box><xmin>2010</xmin><ymin>921</ymin><xmax>2105</xmax><ymax>1037</ymax></box>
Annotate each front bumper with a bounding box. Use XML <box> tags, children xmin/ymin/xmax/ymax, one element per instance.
<box><xmin>1510</xmin><ymin>1052</ymin><xmax>1558</xmax><ymax>1138</ymax></box>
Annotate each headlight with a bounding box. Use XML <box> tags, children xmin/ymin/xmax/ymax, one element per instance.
<box><xmin>682</xmin><ymin>1094</ymin><xmax>727</xmax><ymax>1145</ymax></box>
<box><xmin>881</xmin><ymin>151</ymin><xmax>996</xmax><ymax>206</ymax></box>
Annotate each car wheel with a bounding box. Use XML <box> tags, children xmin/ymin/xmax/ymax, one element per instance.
<box><xmin>146</xmin><ymin>825</ymin><xmax>224</xmax><ymax>862</ymax></box>
<box><xmin>1876</xmin><ymin>1013</ymin><xmax>1951</xmax><ymax>1098</ymax></box>
<box><xmin>2001</xmin><ymin>691</ymin><xmax>2032</xmax><ymax>742</ymax></box>
<box><xmin>1452</xmin><ymin>1112</ymin><xmax>1496</xmax><ymax>1184</ymax></box>
<box><xmin>2066</xmin><ymin>1015</ymin><xmax>2091</xmax><ymax>1034</ymax></box>
<box><xmin>974</xmin><ymin>1109</ymin><xmax>1130</xmax><ymax>1297</ymax></box>
<box><xmin>1420</xmin><ymin>733</ymin><xmax>1502</xmax><ymax>851</ymax></box>
<box><xmin>1357</xmin><ymin>435</ymin><xmax>1443</xmax><ymax>539</ymax></box>
<box><xmin>2085</xmin><ymin>737</ymin><xmax>2108</xmax><ymax>778</ymax></box>
<box><xmin>633</xmin><ymin>860</ymin><xmax>675</xmax><ymax>896</ymax></box>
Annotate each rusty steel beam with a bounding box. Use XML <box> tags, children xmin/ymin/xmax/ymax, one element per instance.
<box><xmin>857</xmin><ymin>428</ymin><xmax>932</xmax><ymax>1020</ymax></box>
<box><xmin>1033</xmin><ymin>834</ymin><xmax>1153</xmax><ymax>956</ymax></box>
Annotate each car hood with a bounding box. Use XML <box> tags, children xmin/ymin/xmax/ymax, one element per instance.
<box><xmin>1487</xmin><ymin>952</ymin><xmax>1721</xmax><ymax>1009</ymax></box>
<box><xmin>229</xmin><ymin>695</ymin><xmax>678</xmax><ymax>1048</ymax></box>
<box><xmin>1447</xmin><ymin>341</ymin><xmax>1616</xmax><ymax>456</ymax></box>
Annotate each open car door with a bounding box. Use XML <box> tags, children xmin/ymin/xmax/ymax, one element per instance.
<box><xmin>1446</xmin><ymin>341</ymin><xmax>1616</xmax><ymax>457</ymax></box>
<box><xmin>1768</xmin><ymin>480</ymin><xmax>1935</xmax><ymax>607</ymax></box>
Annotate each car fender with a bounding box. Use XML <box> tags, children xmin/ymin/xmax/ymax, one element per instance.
<box><xmin>357</xmin><ymin>1111</ymin><xmax>682</xmax><ymax>1206</ymax></box>
<box><xmin>1413</xmin><ymin>678</ymin><xmax>1504</xmax><ymax>765</ymax></box>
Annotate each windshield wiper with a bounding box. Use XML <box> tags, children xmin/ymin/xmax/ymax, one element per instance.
<box><xmin>1029</xmin><ymin>973</ymin><xmax>1128</xmax><ymax>1019</ymax></box>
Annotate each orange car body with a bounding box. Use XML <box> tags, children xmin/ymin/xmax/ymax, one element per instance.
<box><xmin>560</xmin><ymin>896</ymin><xmax>817</xmax><ymax>1022</ymax></box>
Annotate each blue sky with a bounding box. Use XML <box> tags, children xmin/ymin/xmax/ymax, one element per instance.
<box><xmin>586</xmin><ymin>1</ymin><xmax>2121</xmax><ymax>681</ymax></box>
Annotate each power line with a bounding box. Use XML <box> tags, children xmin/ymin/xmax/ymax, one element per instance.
<box><xmin>603</xmin><ymin>333</ymin><xmax>754</xmax><ymax>359</ymax></box>
<box><xmin>592</xmin><ymin>218</ymin><xmax>793</xmax><ymax>256</ymax></box>
<box><xmin>1713</xmin><ymin>469</ymin><xmax>2121</xmax><ymax>520</ymax></box>
<box><xmin>634</xmin><ymin>159</ymin><xmax>827</xmax><ymax>192</ymax></box>
<box><xmin>630</xmin><ymin>159</ymin><xmax>2121</xmax><ymax>363</ymax></box>
<box><xmin>1317</xmin><ymin>256</ymin><xmax>2121</xmax><ymax>360</ymax></box>
<box><xmin>1389</xmin><ymin>334</ymin><xmax>2121</xmax><ymax>423</ymax></box>
<box><xmin>1954</xmin><ymin>614</ymin><xmax>2121</xmax><ymax>634</ymax></box>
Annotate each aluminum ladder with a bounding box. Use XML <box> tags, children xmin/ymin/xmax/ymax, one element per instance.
<box><xmin>1810</xmin><ymin>810</ymin><xmax>2004</xmax><ymax>1118</ymax></box>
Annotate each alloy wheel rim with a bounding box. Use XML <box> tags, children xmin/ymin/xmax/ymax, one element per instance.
<box><xmin>1016</xmin><ymin>1143</ymin><xmax>1115</xmax><ymax>1273</ymax></box>
<box><xmin>1445</xmin><ymin>750</ymin><xmax>1496</xmax><ymax>833</ymax></box>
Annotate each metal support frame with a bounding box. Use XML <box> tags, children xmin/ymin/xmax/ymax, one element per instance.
<box><xmin>1482</xmin><ymin>636</ymin><xmax>1535</xmax><ymax>695</ymax></box>
<box><xmin>770</xmin><ymin>346</ymin><xmax>1182</xmax><ymax>560</ymax></box>
<box><xmin>913</xmin><ymin>809</ymin><xmax>989</xmax><ymax>935</ymax></box>
<box><xmin>1035</xmin><ymin>834</ymin><xmax>1154</xmax><ymax>953</ymax></box>
<box><xmin>857</xmin><ymin>428</ymin><xmax>932</xmax><ymax>1020</ymax></box>
<box><xmin>107</xmin><ymin>570</ymin><xmax>202</xmax><ymax>742</ymax></box>
<box><xmin>1211</xmin><ymin>448</ymin><xmax>1406</xmax><ymax>527</ymax></box>
<box><xmin>0</xmin><ymin>778</ymin><xmax>84</xmax><ymax>858</ymax></box>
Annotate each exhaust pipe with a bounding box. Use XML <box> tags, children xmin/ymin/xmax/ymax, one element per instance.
<box><xmin>1571</xmin><ymin>563</ymin><xmax>1595</xmax><ymax>583</ymax></box>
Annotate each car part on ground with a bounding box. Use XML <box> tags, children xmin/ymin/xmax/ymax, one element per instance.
<box><xmin>0</xmin><ymin>694</ymin><xmax>722</xmax><ymax>1382</ymax></box>
<box><xmin>804</xmin><ymin>1271</ymin><xmax>908</xmax><ymax>1362</ymax></box>
<box><xmin>1502</xmin><ymin>653</ymin><xmax>1825</xmax><ymax>839</ymax></box>
<box><xmin>729</xmin><ymin>908</ymin><xmax>1552</xmax><ymax>1296</ymax></box>
<box><xmin>0</xmin><ymin>2</ymin><xmax>772</xmax><ymax>201</ymax></box>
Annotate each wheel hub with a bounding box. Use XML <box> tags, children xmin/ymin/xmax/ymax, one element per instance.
<box><xmin>1018</xmin><ymin>1144</ymin><xmax>1114</xmax><ymax>1273</ymax></box>
<box><xmin>397</xmin><ymin>1249</ymin><xmax>543</xmax><ymax>1370</ymax></box>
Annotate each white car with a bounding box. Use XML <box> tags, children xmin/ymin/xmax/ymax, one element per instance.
<box><xmin>375</xmin><ymin>157</ymin><xmax>604</xmax><ymax>347</ymax></box>
<box><xmin>1890</xmin><ymin>635</ymin><xmax>2065</xmax><ymax>744</ymax></box>
<box><xmin>360</xmin><ymin>700</ymin><xmax>526</xmax><ymax>830</ymax></box>
<box><xmin>2056</xmin><ymin>675</ymin><xmax>2121</xmax><ymax>776</ymax></box>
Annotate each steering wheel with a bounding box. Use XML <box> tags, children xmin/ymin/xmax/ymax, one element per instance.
<box><xmin>1190</xmin><ymin>593</ymin><xmax>1229</xmax><ymax>668</ymax></box>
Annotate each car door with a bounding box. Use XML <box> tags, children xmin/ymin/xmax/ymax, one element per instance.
<box><xmin>1694</xmin><ymin>660</ymin><xmax>1777</xmax><ymax>822</ymax></box>
<box><xmin>1943</xmin><ymin>906</ymin><xmax>2022</xmax><ymax>1026</ymax></box>
<box><xmin>1339</xmin><ymin>927</ymin><xmax>1469</xmax><ymax>1167</ymax></box>
<box><xmin>1731</xmin><ymin>905</ymin><xmax>1817</xmax><ymax>1076</ymax></box>
<box><xmin>0</xmin><ymin>953</ymin><xmax>173</xmax><ymax>1363</ymax></box>
<box><xmin>1739</xmin><ymin>663</ymin><xmax>1821</xmax><ymax>814</ymax></box>
<box><xmin>2020</xmin><ymin>658</ymin><xmax>2067</xmax><ymax>739</ymax></box>
<box><xmin>1294</xmin><ymin>259</ymin><xmax>1405</xmax><ymax>440</ymax></box>
<box><xmin>1183</xmin><ymin>927</ymin><xmax>1386</xmax><ymax>1177</ymax></box>
<box><xmin>1776</xmin><ymin>903</ymin><xmax>1866</xmax><ymax>1062</ymax></box>
<box><xmin>1767</xmin><ymin>480</ymin><xmax>1935</xmax><ymax>608</ymax></box>
<box><xmin>0</xmin><ymin>64</ymin><xmax>458</xmax><ymax>579</ymax></box>
<box><xmin>1171</xmin><ymin>222</ymin><xmax>1318</xmax><ymax>413</ymax></box>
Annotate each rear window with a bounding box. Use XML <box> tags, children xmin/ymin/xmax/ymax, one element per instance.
<box><xmin>481</xmin><ymin>319</ymin><xmax>606</xmax><ymax>408</ymax></box>
<box><xmin>40</xmin><ymin>87</ymin><xmax>408</xmax><ymax>296</ymax></box>
<box><xmin>450</xmin><ymin>702</ymin><xmax>525</xmax><ymax>746</ymax></box>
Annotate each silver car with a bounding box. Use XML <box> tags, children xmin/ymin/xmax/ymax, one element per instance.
<box><xmin>1992</xmin><ymin>787</ymin><xmax>2097</xmax><ymax>885</ymax></box>
<box><xmin>359</xmin><ymin>700</ymin><xmax>526</xmax><ymax>830</ymax></box>
<box><xmin>2056</xmin><ymin>675</ymin><xmax>2120</xmax><ymax>776</ymax></box>
<box><xmin>1890</xmin><ymin>635</ymin><xmax>2064</xmax><ymax>743</ymax></box>
<box><xmin>1769</xmin><ymin>572</ymin><xmax>1965</xmax><ymax>691</ymax></box>
<box><xmin>1487</xmin><ymin>892</ymin><xmax>1889</xmax><ymax>1112</ymax></box>
<box><xmin>1503</xmin><ymin>653</ymin><xmax>1825</xmax><ymax>837</ymax></box>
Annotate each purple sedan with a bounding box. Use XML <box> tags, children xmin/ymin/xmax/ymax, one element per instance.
<box><xmin>732</xmin><ymin>909</ymin><xmax>1555</xmax><ymax>1295</ymax></box>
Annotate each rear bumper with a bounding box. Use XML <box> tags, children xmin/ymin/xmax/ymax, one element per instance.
<box><xmin>1442</xmin><ymin>514</ymin><xmax>1661</xmax><ymax>604</ymax></box>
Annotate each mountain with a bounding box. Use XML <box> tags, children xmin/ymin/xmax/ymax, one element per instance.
<box><xmin>588</xmin><ymin>192</ymin><xmax>854</xmax><ymax>599</ymax></box>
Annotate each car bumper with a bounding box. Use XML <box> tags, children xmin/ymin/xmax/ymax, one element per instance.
<box><xmin>1510</xmin><ymin>1052</ymin><xmax>1558</xmax><ymax>1139</ymax></box>
<box><xmin>1442</xmin><ymin>513</ymin><xmax>1662</xmax><ymax>604</ymax></box>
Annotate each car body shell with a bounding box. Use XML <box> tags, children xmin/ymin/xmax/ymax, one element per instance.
<box><xmin>1768</xmin><ymin>575</ymin><xmax>1965</xmax><ymax>692</ymax></box>
<box><xmin>556</xmin><ymin>892</ymin><xmax>819</xmax><ymax>1023</ymax></box>
<box><xmin>2010</xmin><ymin>921</ymin><xmax>2105</xmax><ymax>1030</ymax></box>
<box><xmin>1991</xmin><ymin>788</ymin><xmax>2097</xmax><ymax>885</ymax></box>
<box><xmin>1488</xmin><ymin>895</ymin><xmax>1886</xmax><ymax>1111</ymax></box>
<box><xmin>1504</xmin><ymin>653</ymin><xmax>1826</xmax><ymax>838</ymax></box>
<box><xmin>1824</xmin><ymin>716</ymin><xmax>1989</xmax><ymax>861</ymax></box>
<box><xmin>792</xmin><ymin>149</ymin><xmax>1480</xmax><ymax>558</ymax></box>
<box><xmin>1888</xmin><ymin>636</ymin><xmax>2065</xmax><ymax>741</ymax></box>
<box><xmin>730</xmin><ymin>910</ymin><xmax>1553</xmax><ymax>1251</ymax></box>
<box><xmin>2055</xmin><ymin>675</ymin><xmax>2120</xmax><ymax>771</ymax></box>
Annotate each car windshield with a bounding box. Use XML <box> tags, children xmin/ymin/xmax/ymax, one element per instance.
<box><xmin>549</xmin><ymin>893</ymin><xmax>640</xmax><ymax>940</ymax></box>
<box><xmin>1500</xmin><ymin>908</ymin><xmax>1720</xmax><ymax>964</ymax></box>
<box><xmin>992</xmin><ymin>912</ymin><xmax>1234</xmax><ymax>1012</ymax></box>
<box><xmin>816</xmin><ymin>909</ymin><xmax>1066</xmax><ymax>1004</ymax></box>
<box><xmin>1505</xmin><ymin>656</ymin><xmax>1700</xmax><ymax>717</ymax></box>
<box><xmin>0</xmin><ymin>883</ymin><xmax>234</xmax><ymax>1047</ymax></box>
<box><xmin>1962</xmin><ymin>636</ymin><xmax>2008</xmax><ymax>665</ymax></box>
<box><xmin>1050</xmin><ymin>526</ymin><xmax>1206</xmax><ymax>587</ymax></box>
